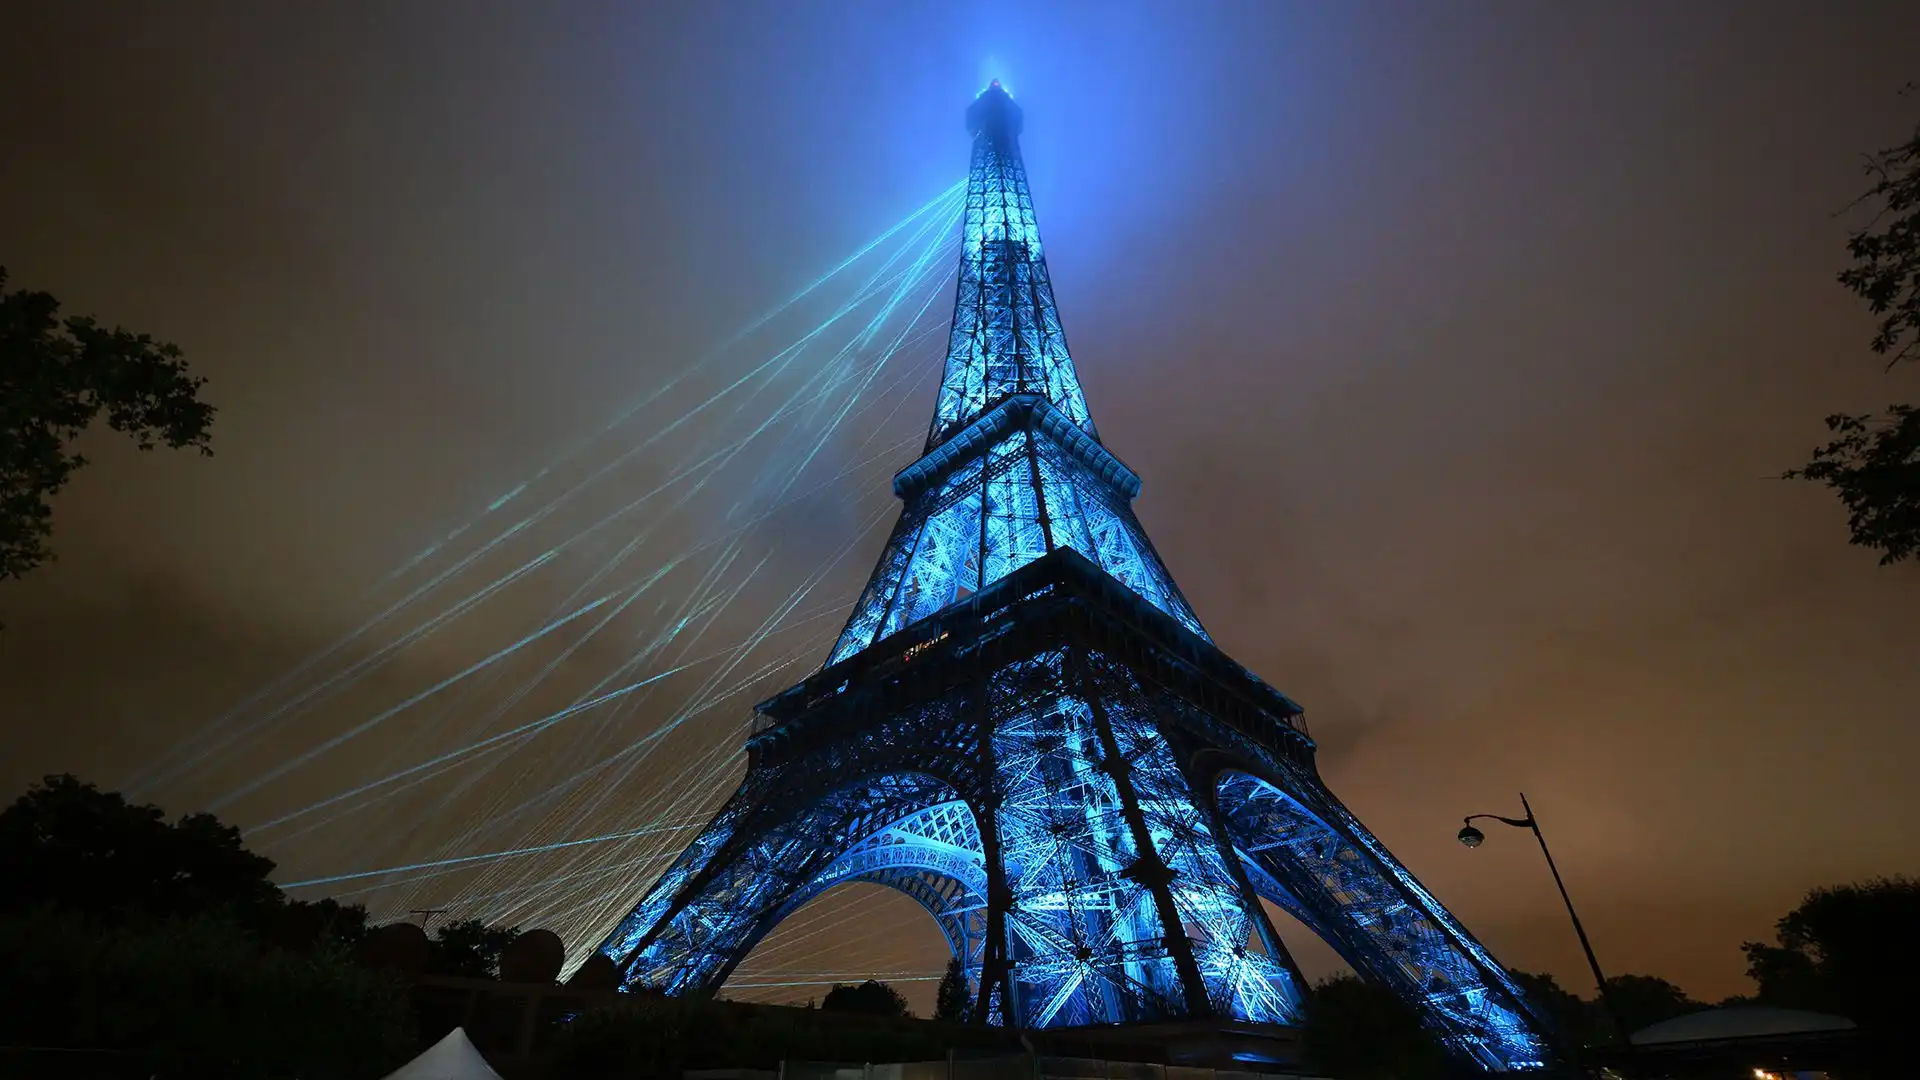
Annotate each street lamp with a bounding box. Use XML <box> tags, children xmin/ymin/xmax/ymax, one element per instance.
<box><xmin>1459</xmin><ymin>793</ymin><xmax>1626</xmax><ymax>1042</ymax></box>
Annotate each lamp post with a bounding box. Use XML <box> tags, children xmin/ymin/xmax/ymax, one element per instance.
<box><xmin>1458</xmin><ymin>793</ymin><xmax>1626</xmax><ymax>1043</ymax></box>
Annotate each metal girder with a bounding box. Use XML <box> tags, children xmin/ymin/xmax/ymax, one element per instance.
<box><xmin>928</xmin><ymin>102</ymin><xmax>1094</xmax><ymax>452</ymax></box>
<box><xmin>591</xmin><ymin>83</ymin><xmax>1562</xmax><ymax>1075</ymax></box>
<box><xmin>1213</xmin><ymin>770</ymin><xmax>1555</xmax><ymax>1071</ymax></box>
<box><xmin>598</xmin><ymin>639</ymin><xmax>1307</xmax><ymax>1031</ymax></box>
<box><xmin>828</xmin><ymin>408</ymin><xmax>1205</xmax><ymax>665</ymax></box>
<box><xmin>602</xmin><ymin>771</ymin><xmax>967</xmax><ymax>995</ymax></box>
<box><xmin>595</xmin><ymin>557</ymin><xmax>1561</xmax><ymax>1067</ymax></box>
<box><xmin>825</xmin><ymin>84</ymin><xmax>1202</xmax><ymax>667</ymax></box>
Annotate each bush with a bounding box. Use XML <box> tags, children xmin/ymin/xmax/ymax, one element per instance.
<box><xmin>0</xmin><ymin>907</ymin><xmax>414</xmax><ymax>1080</ymax></box>
<box><xmin>550</xmin><ymin>995</ymin><xmax>956</xmax><ymax>1079</ymax></box>
<box><xmin>1301</xmin><ymin>974</ymin><xmax>1451</xmax><ymax>1080</ymax></box>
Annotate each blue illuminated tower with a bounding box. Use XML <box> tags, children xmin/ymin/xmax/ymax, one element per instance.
<box><xmin>598</xmin><ymin>84</ymin><xmax>1559</xmax><ymax>1072</ymax></box>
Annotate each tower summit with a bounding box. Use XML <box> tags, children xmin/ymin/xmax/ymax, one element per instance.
<box><xmin>825</xmin><ymin>82</ymin><xmax>1201</xmax><ymax>668</ymax></box>
<box><xmin>929</xmin><ymin>80</ymin><xmax>1093</xmax><ymax>454</ymax></box>
<box><xmin>597</xmin><ymin>89</ymin><xmax>1560</xmax><ymax>1073</ymax></box>
<box><xmin>967</xmin><ymin>80</ymin><xmax>1021</xmax><ymax>138</ymax></box>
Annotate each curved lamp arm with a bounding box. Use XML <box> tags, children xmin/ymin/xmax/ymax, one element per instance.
<box><xmin>1463</xmin><ymin>812</ymin><xmax>1534</xmax><ymax>830</ymax></box>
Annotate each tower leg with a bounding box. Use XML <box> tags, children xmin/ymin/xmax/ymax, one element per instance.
<box><xmin>1213</xmin><ymin>768</ymin><xmax>1555</xmax><ymax>1072</ymax></box>
<box><xmin>981</xmin><ymin>650</ymin><xmax>1306</xmax><ymax>1027</ymax></box>
<box><xmin>1076</xmin><ymin>647</ymin><xmax>1216</xmax><ymax>1020</ymax></box>
<box><xmin>971</xmin><ymin>679</ymin><xmax>1017</xmax><ymax>1026</ymax></box>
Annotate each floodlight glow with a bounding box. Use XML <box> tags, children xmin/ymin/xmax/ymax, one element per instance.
<box><xmin>591</xmin><ymin>86</ymin><xmax>1565</xmax><ymax>1071</ymax></box>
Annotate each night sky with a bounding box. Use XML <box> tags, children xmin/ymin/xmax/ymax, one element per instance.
<box><xmin>3</xmin><ymin>1</ymin><xmax>1917</xmax><ymax>1014</ymax></box>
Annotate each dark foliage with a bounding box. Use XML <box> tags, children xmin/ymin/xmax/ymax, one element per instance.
<box><xmin>1505</xmin><ymin>969</ymin><xmax>1702</xmax><ymax>1048</ymax></box>
<box><xmin>0</xmin><ymin>773</ymin><xmax>373</xmax><ymax>955</ymax></box>
<box><xmin>554</xmin><ymin>993</ymin><xmax>694</xmax><ymax>1079</ymax></box>
<box><xmin>934</xmin><ymin>956</ymin><xmax>972</xmax><ymax>1023</ymax></box>
<box><xmin>1589</xmin><ymin>972</ymin><xmax>1697</xmax><ymax>1037</ymax></box>
<box><xmin>551</xmin><ymin>995</ymin><xmax>973</xmax><ymax>1079</ymax></box>
<box><xmin>0</xmin><ymin>776</ymin><xmax>404</xmax><ymax>1077</ymax></box>
<box><xmin>1785</xmin><ymin>91</ymin><xmax>1920</xmax><ymax>563</ymax></box>
<box><xmin>259</xmin><ymin>894</ymin><xmax>371</xmax><ymax>955</ymax></box>
<box><xmin>0</xmin><ymin>773</ymin><xmax>279</xmax><ymax>922</ymax></box>
<box><xmin>1838</xmin><ymin>94</ymin><xmax>1920</xmax><ymax>369</ymax></box>
<box><xmin>1786</xmin><ymin>406</ymin><xmax>1920</xmax><ymax>563</ymax></box>
<box><xmin>0</xmin><ymin>267</ymin><xmax>214</xmax><ymax>587</ymax></box>
<box><xmin>820</xmin><ymin>978</ymin><xmax>913</xmax><ymax>1019</ymax></box>
<box><xmin>1743</xmin><ymin>876</ymin><xmax>1920</xmax><ymax>1040</ymax></box>
<box><xmin>1319</xmin><ymin>966</ymin><xmax>1703</xmax><ymax>1073</ymax></box>
<box><xmin>0</xmin><ymin>906</ymin><xmax>412</xmax><ymax>1080</ymax></box>
<box><xmin>427</xmin><ymin>917</ymin><xmax>522</xmax><ymax>979</ymax></box>
<box><xmin>1300</xmin><ymin>974</ymin><xmax>1451</xmax><ymax>1080</ymax></box>
<box><xmin>1600</xmin><ymin>973</ymin><xmax>1701</xmax><ymax>1036</ymax></box>
<box><xmin>1505</xmin><ymin>969</ymin><xmax>1593</xmax><ymax>1046</ymax></box>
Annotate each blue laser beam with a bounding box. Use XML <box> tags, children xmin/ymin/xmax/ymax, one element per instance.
<box><xmin>279</xmin><ymin>820</ymin><xmax>704</xmax><ymax>889</ymax></box>
<box><xmin>127</xmin><ymin>182</ymin><xmax>965</xmax><ymax>798</ymax></box>
<box><xmin>207</xmin><ymin>593</ymin><xmax>615</xmax><ymax>810</ymax></box>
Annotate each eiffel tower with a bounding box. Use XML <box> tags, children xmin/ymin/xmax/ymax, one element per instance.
<box><xmin>598</xmin><ymin>83</ymin><xmax>1557</xmax><ymax>1072</ymax></box>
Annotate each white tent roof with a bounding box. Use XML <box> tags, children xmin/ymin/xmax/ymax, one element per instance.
<box><xmin>1630</xmin><ymin>1006</ymin><xmax>1856</xmax><ymax>1046</ymax></box>
<box><xmin>380</xmin><ymin>1027</ymin><xmax>505</xmax><ymax>1080</ymax></box>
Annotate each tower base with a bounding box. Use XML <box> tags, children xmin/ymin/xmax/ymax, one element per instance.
<box><xmin>600</xmin><ymin>549</ymin><xmax>1557</xmax><ymax>1071</ymax></box>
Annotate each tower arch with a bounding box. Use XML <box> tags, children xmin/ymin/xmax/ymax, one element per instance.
<box><xmin>604</xmin><ymin>771</ymin><xmax>987</xmax><ymax>996</ymax></box>
<box><xmin>788</xmin><ymin>798</ymin><xmax>990</xmax><ymax>976</ymax></box>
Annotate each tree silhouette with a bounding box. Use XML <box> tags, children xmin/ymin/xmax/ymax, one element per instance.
<box><xmin>0</xmin><ymin>773</ymin><xmax>278</xmax><ymax>921</ymax></box>
<box><xmin>1600</xmin><ymin>973</ymin><xmax>1701</xmax><ymax>1037</ymax></box>
<box><xmin>0</xmin><ymin>774</ymin><xmax>369</xmax><ymax>953</ymax></box>
<box><xmin>1506</xmin><ymin>969</ymin><xmax>1595</xmax><ymax>1046</ymax></box>
<box><xmin>933</xmin><ymin>957</ymin><xmax>972</xmax><ymax>1022</ymax></box>
<box><xmin>426</xmin><ymin>917</ymin><xmax>521</xmax><ymax>979</ymax></box>
<box><xmin>262</xmin><ymin>894</ymin><xmax>371</xmax><ymax>954</ymax></box>
<box><xmin>1785</xmin><ymin>88</ymin><xmax>1919</xmax><ymax>563</ymax></box>
<box><xmin>1</xmin><ymin>906</ymin><xmax>411</xmax><ymax>1080</ymax></box>
<box><xmin>820</xmin><ymin>978</ymin><xmax>912</xmax><ymax>1019</ymax></box>
<box><xmin>1744</xmin><ymin>876</ymin><xmax>1920</xmax><ymax>1040</ymax></box>
<box><xmin>0</xmin><ymin>268</ymin><xmax>214</xmax><ymax>589</ymax></box>
<box><xmin>1299</xmin><ymin>974</ymin><xmax>1449</xmax><ymax>1080</ymax></box>
<box><xmin>0</xmin><ymin>777</ymin><xmax>404</xmax><ymax>1078</ymax></box>
<box><xmin>552</xmin><ymin>991</ymin><xmax>967</xmax><ymax>1077</ymax></box>
<box><xmin>1505</xmin><ymin>969</ymin><xmax>1703</xmax><ymax>1047</ymax></box>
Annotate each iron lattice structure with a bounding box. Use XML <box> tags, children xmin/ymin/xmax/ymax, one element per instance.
<box><xmin>598</xmin><ymin>84</ymin><xmax>1558</xmax><ymax>1072</ymax></box>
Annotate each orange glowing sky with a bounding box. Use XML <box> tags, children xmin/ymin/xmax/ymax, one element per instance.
<box><xmin>3</xmin><ymin>1</ymin><xmax>1917</xmax><ymax>1013</ymax></box>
